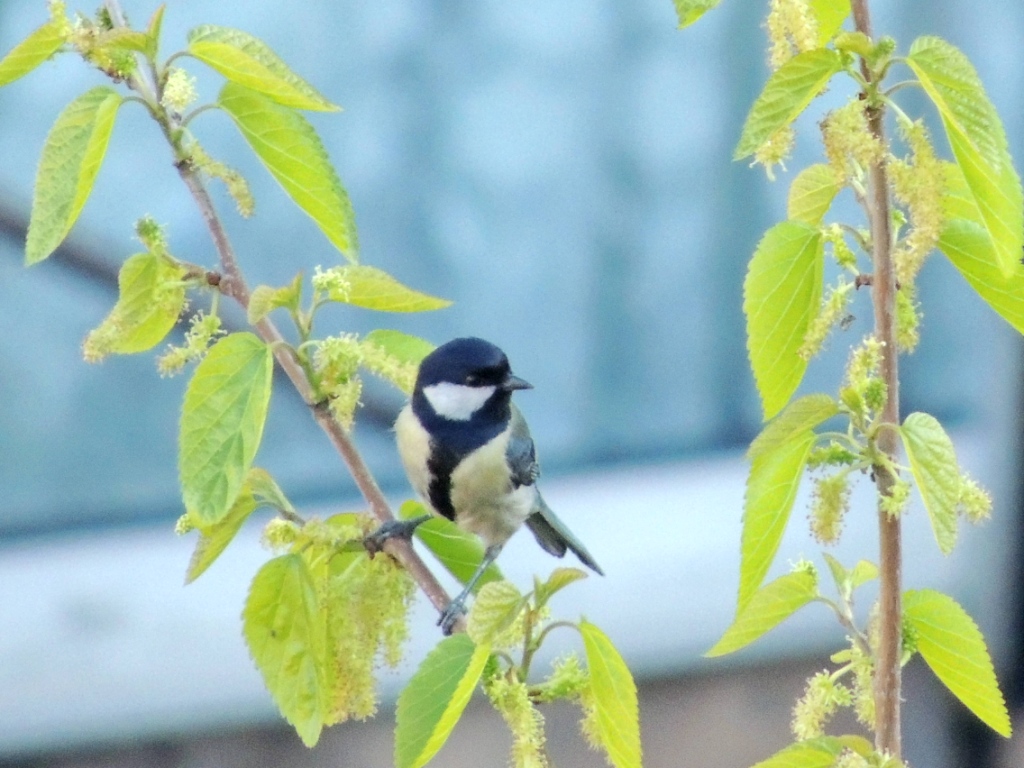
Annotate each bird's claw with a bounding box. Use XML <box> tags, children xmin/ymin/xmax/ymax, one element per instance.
<box><xmin>438</xmin><ymin>598</ymin><xmax>467</xmax><ymax>635</ymax></box>
<box><xmin>364</xmin><ymin>516</ymin><xmax>428</xmax><ymax>556</ymax></box>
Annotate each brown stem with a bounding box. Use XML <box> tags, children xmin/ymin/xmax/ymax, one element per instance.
<box><xmin>852</xmin><ymin>0</ymin><xmax>902</xmax><ymax>758</ymax></box>
<box><xmin>102</xmin><ymin>0</ymin><xmax>457</xmax><ymax>627</ymax></box>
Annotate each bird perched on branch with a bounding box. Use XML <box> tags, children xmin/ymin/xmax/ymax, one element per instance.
<box><xmin>380</xmin><ymin>336</ymin><xmax>602</xmax><ymax>634</ymax></box>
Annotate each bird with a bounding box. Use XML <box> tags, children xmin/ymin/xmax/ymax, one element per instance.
<box><xmin>379</xmin><ymin>336</ymin><xmax>603</xmax><ymax>634</ymax></box>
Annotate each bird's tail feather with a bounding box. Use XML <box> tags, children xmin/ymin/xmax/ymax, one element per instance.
<box><xmin>526</xmin><ymin>497</ymin><xmax>603</xmax><ymax>576</ymax></box>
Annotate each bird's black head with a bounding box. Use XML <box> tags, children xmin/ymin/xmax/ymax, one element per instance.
<box><xmin>413</xmin><ymin>337</ymin><xmax>532</xmax><ymax>428</ymax></box>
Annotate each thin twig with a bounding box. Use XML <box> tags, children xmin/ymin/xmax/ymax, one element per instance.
<box><xmin>852</xmin><ymin>0</ymin><xmax>903</xmax><ymax>758</ymax></box>
<box><xmin>103</xmin><ymin>0</ymin><xmax>458</xmax><ymax>628</ymax></box>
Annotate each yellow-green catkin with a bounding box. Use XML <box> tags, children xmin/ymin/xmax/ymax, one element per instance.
<box><xmin>161</xmin><ymin>68</ymin><xmax>197</xmax><ymax>113</ymax></box>
<box><xmin>894</xmin><ymin>284</ymin><xmax>921</xmax><ymax>353</ymax></box>
<box><xmin>754</xmin><ymin>125</ymin><xmax>795</xmax><ymax>181</ymax></box>
<box><xmin>156</xmin><ymin>311</ymin><xmax>223</xmax><ymax>375</ymax></box>
<box><xmin>822</xmin><ymin>100</ymin><xmax>885</xmax><ymax>186</ymax></box>
<box><xmin>323</xmin><ymin>554</ymin><xmax>415</xmax><ymax>724</ymax></box>
<box><xmin>958</xmin><ymin>472</ymin><xmax>993</xmax><ymax>523</ymax></box>
<box><xmin>791</xmin><ymin>670</ymin><xmax>852</xmax><ymax>739</ymax></box>
<box><xmin>810</xmin><ymin>474</ymin><xmax>851</xmax><ymax>544</ymax></box>
<box><xmin>766</xmin><ymin>0</ymin><xmax>819</xmax><ymax>69</ymax></box>
<box><xmin>314</xmin><ymin>334</ymin><xmax>365</xmax><ymax>428</ymax></box>
<box><xmin>189</xmin><ymin>143</ymin><xmax>254</xmax><ymax>218</ymax></box>
<box><xmin>359</xmin><ymin>339</ymin><xmax>419</xmax><ymax>395</ymax></box>
<box><xmin>889</xmin><ymin>120</ymin><xmax>945</xmax><ymax>285</ymax></box>
<box><xmin>800</xmin><ymin>278</ymin><xmax>854</xmax><ymax>360</ymax></box>
<box><xmin>486</xmin><ymin>676</ymin><xmax>549</xmax><ymax>768</ymax></box>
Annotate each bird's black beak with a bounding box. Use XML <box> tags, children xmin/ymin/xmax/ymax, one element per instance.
<box><xmin>502</xmin><ymin>374</ymin><xmax>533</xmax><ymax>392</ymax></box>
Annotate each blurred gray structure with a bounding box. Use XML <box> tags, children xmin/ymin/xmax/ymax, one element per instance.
<box><xmin>0</xmin><ymin>1</ymin><xmax>1022</xmax><ymax>766</ymax></box>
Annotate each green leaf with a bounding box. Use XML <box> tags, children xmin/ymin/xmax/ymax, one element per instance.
<box><xmin>904</xmin><ymin>589</ymin><xmax>1011</xmax><ymax>737</ymax></box>
<box><xmin>580</xmin><ymin>621</ymin><xmax>642</xmax><ymax>768</ymax></box>
<box><xmin>98</xmin><ymin>252</ymin><xmax>187</xmax><ymax>354</ymax></box>
<box><xmin>848</xmin><ymin>560</ymin><xmax>878</xmax><ymax>590</ymax></box>
<box><xmin>750</xmin><ymin>737</ymin><xmax>844</xmax><ymax>768</ymax></box>
<box><xmin>185</xmin><ymin>482</ymin><xmax>257</xmax><ymax>584</ymax></box>
<box><xmin>734</xmin><ymin>50</ymin><xmax>843</xmax><ymax>161</ymax></box>
<box><xmin>247</xmin><ymin>274</ymin><xmax>303</xmax><ymax>325</ymax></box>
<box><xmin>748</xmin><ymin>393</ymin><xmax>838</xmax><ymax>460</ymax></box>
<box><xmin>466</xmin><ymin>581</ymin><xmax>527</xmax><ymax>646</ymax></box>
<box><xmin>401</xmin><ymin>501</ymin><xmax>503</xmax><ymax>591</ymax></box>
<box><xmin>26</xmin><ymin>86</ymin><xmax>121</xmax><ymax>265</ymax></box>
<box><xmin>809</xmin><ymin>0</ymin><xmax>850</xmax><ymax>46</ymax></box>
<box><xmin>243</xmin><ymin>554</ymin><xmax>327</xmax><ymax>747</ymax></box>
<box><xmin>145</xmin><ymin>5</ymin><xmax>166</xmax><ymax>59</ymax></box>
<box><xmin>787</xmin><ymin>164</ymin><xmax>839</xmax><ymax>225</ymax></box>
<box><xmin>740</xmin><ymin>431</ymin><xmax>815</xmax><ymax>610</ymax></box>
<box><xmin>323</xmin><ymin>265</ymin><xmax>452</xmax><ymax>312</ymax></box>
<box><xmin>534</xmin><ymin>566</ymin><xmax>589</xmax><ymax>608</ymax></box>
<box><xmin>938</xmin><ymin>218</ymin><xmax>1024</xmax><ymax>335</ymax></box>
<box><xmin>907</xmin><ymin>36</ymin><xmax>1023</xmax><ymax>277</ymax></box>
<box><xmin>219</xmin><ymin>82</ymin><xmax>358</xmax><ymax>259</ymax></box>
<box><xmin>0</xmin><ymin>20</ymin><xmax>66</xmax><ymax>88</ymax></box>
<box><xmin>180</xmin><ymin>333</ymin><xmax>274</xmax><ymax>526</ymax></box>
<box><xmin>395</xmin><ymin>634</ymin><xmax>490</xmax><ymax>768</ymax></box>
<box><xmin>245</xmin><ymin>466</ymin><xmax>297</xmax><ymax>515</ymax></box>
<box><xmin>362</xmin><ymin>329</ymin><xmax>435</xmax><ymax>366</ymax></box>
<box><xmin>901</xmin><ymin>412</ymin><xmax>960</xmax><ymax>554</ymax></box>
<box><xmin>672</xmin><ymin>0</ymin><xmax>721</xmax><ymax>28</ymax></box>
<box><xmin>744</xmin><ymin>220</ymin><xmax>825</xmax><ymax>419</ymax></box>
<box><xmin>188</xmin><ymin>25</ymin><xmax>337</xmax><ymax>111</ymax></box>
<box><xmin>708</xmin><ymin>570</ymin><xmax>817</xmax><ymax>657</ymax></box>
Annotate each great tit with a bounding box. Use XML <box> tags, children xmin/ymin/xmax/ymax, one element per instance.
<box><xmin>390</xmin><ymin>337</ymin><xmax>603</xmax><ymax>634</ymax></box>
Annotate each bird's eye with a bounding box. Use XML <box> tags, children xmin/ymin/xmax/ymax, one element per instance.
<box><xmin>465</xmin><ymin>374</ymin><xmax>480</xmax><ymax>386</ymax></box>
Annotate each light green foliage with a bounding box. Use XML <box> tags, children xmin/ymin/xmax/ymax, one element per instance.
<box><xmin>787</xmin><ymin>163</ymin><xmax>840</xmax><ymax>225</ymax></box>
<box><xmin>188</xmin><ymin>25</ymin><xmax>338</xmax><ymax>111</ymax></box>
<box><xmin>244</xmin><ymin>554</ymin><xmax>328</xmax><ymax>747</ymax></box>
<box><xmin>580</xmin><ymin>620</ymin><xmax>642</xmax><ymax>768</ymax></box>
<box><xmin>708</xmin><ymin>570</ymin><xmax>818</xmax><ymax>657</ymax></box>
<box><xmin>808</xmin><ymin>0</ymin><xmax>850</xmax><ymax>46</ymax></box>
<box><xmin>180</xmin><ymin>332</ymin><xmax>274</xmax><ymax>525</ymax></box>
<box><xmin>219</xmin><ymin>82</ymin><xmax>358</xmax><ymax>258</ymax></box>
<box><xmin>466</xmin><ymin>581</ymin><xmax>528</xmax><ymax>647</ymax></box>
<box><xmin>750</xmin><ymin>737</ymin><xmax>845</xmax><ymax>768</ymax></box>
<box><xmin>744</xmin><ymin>221</ymin><xmax>825</xmax><ymax>418</ymax></box>
<box><xmin>533</xmin><ymin>566</ymin><xmax>589</xmax><ymax>608</ymax></box>
<box><xmin>184</xmin><ymin>472</ymin><xmax>259</xmax><ymax>583</ymax></box>
<box><xmin>907</xmin><ymin>36</ymin><xmax>1023</xmax><ymax>277</ymax></box>
<box><xmin>904</xmin><ymin>589</ymin><xmax>1011</xmax><ymax>736</ymax></box>
<box><xmin>313</xmin><ymin>264</ymin><xmax>452</xmax><ymax>312</ymax></box>
<box><xmin>360</xmin><ymin>329</ymin><xmax>434</xmax><ymax>394</ymax></box>
<box><xmin>400</xmin><ymin>500</ymin><xmax>504</xmax><ymax>590</ymax></box>
<box><xmin>394</xmin><ymin>635</ymin><xmax>491</xmax><ymax>768</ymax></box>
<box><xmin>26</xmin><ymin>86</ymin><xmax>121</xmax><ymax>264</ymax></box>
<box><xmin>939</xmin><ymin>217</ymin><xmax>1024</xmax><ymax>336</ymax></box>
<box><xmin>82</xmin><ymin>251</ymin><xmax>187</xmax><ymax>360</ymax></box>
<box><xmin>246</xmin><ymin>466</ymin><xmax>298</xmax><ymax>517</ymax></box>
<box><xmin>749</xmin><ymin>393</ymin><xmax>838</xmax><ymax>460</ymax></box>
<box><xmin>672</xmin><ymin>0</ymin><xmax>721</xmax><ymax>28</ymax></box>
<box><xmin>741</xmin><ymin>429</ymin><xmax>815</xmax><ymax>609</ymax></box>
<box><xmin>900</xmin><ymin>412</ymin><xmax>960</xmax><ymax>553</ymax></box>
<box><xmin>734</xmin><ymin>49</ymin><xmax>843</xmax><ymax>161</ymax></box>
<box><xmin>248</xmin><ymin>275</ymin><xmax>303</xmax><ymax>325</ymax></box>
<box><xmin>0</xmin><ymin>19</ymin><xmax>66</xmax><ymax>87</ymax></box>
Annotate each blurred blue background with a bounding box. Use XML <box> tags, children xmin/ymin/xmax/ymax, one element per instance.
<box><xmin>0</xmin><ymin>1</ymin><xmax>1022</xmax><ymax>766</ymax></box>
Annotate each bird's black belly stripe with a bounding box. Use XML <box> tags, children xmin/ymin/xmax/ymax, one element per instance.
<box><xmin>426</xmin><ymin>443</ymin><xmax>460</xmax><ymax>522</ymax></box>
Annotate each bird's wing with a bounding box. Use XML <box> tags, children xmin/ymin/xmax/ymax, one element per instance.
<box><xmin>506</xmin><ymin>404</ymin><xmax>540</xmax><ymax>488</ymax></box>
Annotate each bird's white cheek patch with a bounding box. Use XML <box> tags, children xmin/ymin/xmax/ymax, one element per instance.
<box><xmin>423</xmin><ymin>382</ymin><xmax>496</xmax><ymax>421</ymax></box>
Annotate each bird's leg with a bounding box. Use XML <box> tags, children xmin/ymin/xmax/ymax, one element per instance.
<box><xmin>438</xmin><ymin>543</ymin><xmax>503</xmax><ymax>635</ymax></box>
<box><xmin>364</xmin><ymin>514</ymin><xmax>431</xmax><ymax>555</ymax></box>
